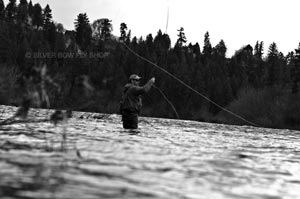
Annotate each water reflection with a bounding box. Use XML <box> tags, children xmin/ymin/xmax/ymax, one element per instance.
<box><xmin>119</xmin><ymin>129</ymin><xmax>141</xmax><ymax>135</ymax></box>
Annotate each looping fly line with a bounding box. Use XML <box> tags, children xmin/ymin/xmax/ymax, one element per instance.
<box><xmin>121</xmin><ymin>42</ymin><xmax>258</xmax><ymax>127</ymax></box>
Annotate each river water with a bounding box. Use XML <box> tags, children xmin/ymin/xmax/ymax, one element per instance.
<box><xmin>0</xmin><ymin>105</ymin><xmax>300</xmax><ymax>199</ymax></box>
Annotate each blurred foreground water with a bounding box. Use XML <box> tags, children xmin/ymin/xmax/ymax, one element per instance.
<box><xmin>0</xmin><ymin>105</ymin><xmax>300</xmax><ymax>199</ymax></box>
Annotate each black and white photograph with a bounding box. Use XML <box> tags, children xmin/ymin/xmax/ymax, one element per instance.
<box><xmin>0</xmin><ymin>0</ymin><xmax>300</xmax><ymax>198</ymax></box>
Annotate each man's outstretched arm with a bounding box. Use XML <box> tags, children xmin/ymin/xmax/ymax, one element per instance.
<box><xmin>132</xmin><ymin>77</ymin><xmax>155</xmax><ymax>95</ymax></box>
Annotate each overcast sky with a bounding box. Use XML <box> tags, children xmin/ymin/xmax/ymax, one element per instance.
<box><xmin>3</xmin><ymin>0</ymin><xmax>300</xmax><ymax>57</ymax></box>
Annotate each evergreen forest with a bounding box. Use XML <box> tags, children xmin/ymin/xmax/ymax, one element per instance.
<box><xmin>1</xmin><ymin>0</ymin><xmax>300</xmax><ymax>129</ymax></box>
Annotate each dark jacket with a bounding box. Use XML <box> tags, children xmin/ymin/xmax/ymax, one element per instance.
<box><xmin>120</xmin><ymin>80</ymin><xmax>153</xmax><ymax>114</ymax></box>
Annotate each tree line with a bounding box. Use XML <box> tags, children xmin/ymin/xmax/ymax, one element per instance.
<box><xmin>1</xmin><ymin>0</ymin><xmax>300</xmax><ymax>129</ymax></box>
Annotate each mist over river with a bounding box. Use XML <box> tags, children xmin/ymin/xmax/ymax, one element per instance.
<box><xmin>0</xmin><ymin>105</ymin><xmax>300</xmax><ymax>199</ymax></box>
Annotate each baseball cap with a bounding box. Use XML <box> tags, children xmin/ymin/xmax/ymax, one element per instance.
<box><xmin>129</xmin><ymin>74</ymin><xmax>142</xmax><ymax>81</ymax></box>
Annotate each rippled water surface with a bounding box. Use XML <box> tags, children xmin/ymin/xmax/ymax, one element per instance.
<box><xmin>1</xmin><ymin>105</ymin><xmax>300</xmax><ymax>199</ymax></box>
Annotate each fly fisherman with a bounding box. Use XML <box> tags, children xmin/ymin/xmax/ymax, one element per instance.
<box><xmin>120</xmin><ymin>74</ymin><xmax>155</xmax><ymax>129</ymax></box>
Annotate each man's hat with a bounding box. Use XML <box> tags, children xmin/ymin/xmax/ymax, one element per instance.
<box><xmin>129</xmin><ymin>74</ymin><xmax>142</xmax><ymax>81</ymax></box>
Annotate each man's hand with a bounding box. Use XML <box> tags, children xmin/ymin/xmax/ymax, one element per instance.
<box><xmin>140</xmin><ymin>77</ymin><xmax>156</xmax><ymax>93</ymax></box>
<box><xmin>150</xmin><ymin>77</ymin><xmax>155</xmax><ymax>83</ymax></box>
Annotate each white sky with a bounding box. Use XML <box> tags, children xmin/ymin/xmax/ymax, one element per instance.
<box><xmin>3</xmin><ymin>0</ymin><xmax>300</xmax><ymax>57</ymax></box>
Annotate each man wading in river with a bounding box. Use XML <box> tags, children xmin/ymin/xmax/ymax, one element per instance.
<box><xmin>120</xmin><ymin>74</ymin><xmax>155</xmax><ymax>129</ymax></box>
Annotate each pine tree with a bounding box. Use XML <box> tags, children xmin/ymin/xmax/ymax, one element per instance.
<box><xmin>209</xmin><ymin>40</ymin><xmax>232</xmax><ymax>110</ymax></box>
<box><xmin>17</xmin><ymin>0</ymin><xmax>28</xmax><ymax>23</ymax></box>
<box><xmin>120</xmin><ymin>22</ymin><xmax>127</xmax><ymax>41</ymax></box>
<box><xmin>100</xmin><ymin>18</ymin><xmax>112</xmax><ymax>41</ymax></box>
<box><xmin>242</xmin><ymin>45</ymin><xmax>257</xmax><ymax>86</ymax></box>
<box><xmin>154</xmin><ymin>30</ymin><xmax>171</xmax><ymax>51</ymax></box>
<box><xmin>43</xmin><ymin>4</ymin><xmax>52</xmax><ymax>28</ymax></box>
<box><xmin>213</xmin><ymin>39</ymin><xmax>227</xmax><ymax>58</ymax></box>
<box><xmin>145</xmin><ymin>33</ymin><xmax>152</xmax><ymax>45</ymax></box>
<box><xmin>254</xmin><ymin>41</ymin><xmax>263</xmax><ymax>59</ymax></box>
<box><xmin>125</xmin><ymin>29</ymin><xmax>131</xmax><ymax>44</ymax></box>
<box><xmin>75</xmin><ymin>13</ymin><xmax>92</xmax><ymax>50</ymax></box>
<box><xmin>277</xmin><ymin>52</ymin><xmax>288</xmax><ymax>85</ymax></box>
<box><xmin>291</xmin><ymin>43</ymin><xmax>300</xmax><ymax>93</ymax></box>
<box><xmin>0</xmin><ymin>0</ymin><xmax>4</xmax><ymax>20</ymax></box>
<box><xmin>253</xmin><ymin>41</ymin><xmax>264</xmax><ymax>87</ymax></box>
<box><xmin>154</xmin><ymin>29</ymin><xmax>163</xmax><ymax>56</ymax></box>
<box><xmin>42</xmin><ymin>4</ymin><xmax>55</xmax><ymax>47</ymax></box>
<box><xmin>229</xmin><ymin>46</ymin><xmax>252</xmax><ymax>93</ymax></box>
<box><xmin>6</xmin><ymin>0</ymin><xmax>17</xmax><ymax>20</ymax></box>
<box><xmin>187</xmin><ymin>43</ymin><xmax>200</xmax><ymax>64</ymax></box>
<box><xmin>153</xmin><ymin>30</ymin><xmax>170</xmax><ymax>68</ymax></box>
<box><xmin>202</xmin><ymin>31</ymin><xmax>212</xmax><ymax>62</ymax></box>
<box><xmin>267</xmin><ymin>42</ymin><xmax>278</xmax><ymax>59</ymax></box>
<box><xmin>161</xmin><ymin>33</ymin><xmax>171</xmax><ymax>51</ymax></box>
<box><xmin>32</xmin><ymin>3</ymin><xmax>43</xmax><ymax>27</ymax></box>
<box><xmin>192</xmin><ymin>43</ymin><xmax>201</xmax><ymax>55</ymax></box>
<box><xmin>286</xmin><ymin>51</ymin><xmax>294</xmax><ymax>66</ymax></box>
<box><xmin>175</xmin><ymin>27</ymin><xmax>186</xmax><ymax>47</ymax></box>
<box><xmin>145</xmin><ymin>33</ymin><xmax>154</xmax><ymax>59</ymax></box>
<box><xmin>28</xmin><ymin>0</ymin><xmax>33</xmax><ymax>16</ymax></box>
<box><xmin>154</xmin><ymin>30</ymin><xmax>163</xmax><ymax>44</ymax></box>
<box><xmin>266</xmin><ymin>42</ymin><xmax>279</xmax><ymax>86</ymax></box>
